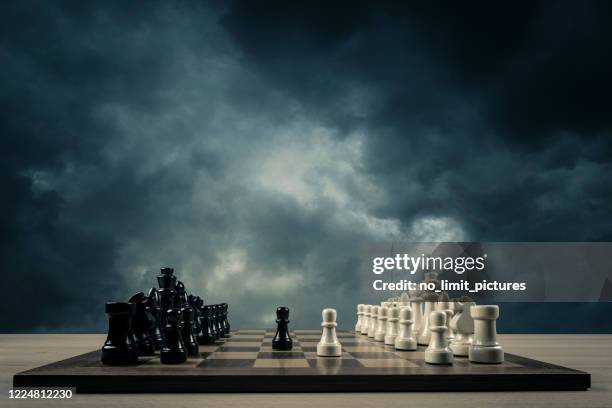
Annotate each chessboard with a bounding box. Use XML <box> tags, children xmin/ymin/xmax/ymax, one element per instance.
<box><xmin>13</xmin><ymin>329</ymin><xmax>590</xmax><ymax>393</ymax></box>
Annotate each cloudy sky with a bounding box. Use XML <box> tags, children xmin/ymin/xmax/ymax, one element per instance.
<box><xmin>2</xmin><ymin>1</ymin><xmax>612</xmax><ymax>332</ymax></box>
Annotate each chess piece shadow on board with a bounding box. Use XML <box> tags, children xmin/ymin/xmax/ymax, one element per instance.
<box><xmin>272</xmin><ymin>306</ymin><xmax>293</xmax><ymax>350</ymax></box>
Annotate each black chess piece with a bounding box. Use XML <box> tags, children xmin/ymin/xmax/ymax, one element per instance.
<box><xmin>214</xmin><ymin>304</ymin><xmax>224</xmax><ymax>338</ymax></box>
<box><xmin>175</xmin><ymin>280</ymin><xmax>188</xmax><ymax>307</ymax></box>
<box><xmin>272</xmin><ymin>306</ymin><xmax>292</xmax><ymax>351</ymax></box>
<box><xmin>146</xmin><ymin>288</ymin><xmax>164</xmax><ymax>350</ymax></box>
<box><xmin>157</xmin><ymin>267</ymin><xmax>177</xmax><ymax>287</ymax></box>
<box><xmin>160</xmin><ymin>308</ymin><xmax>187</xmax><ymax>364</ymax></box>
<box><xmin>209</xmin><ymin>304</ymin><xmax>219</xmax><ymax>340</ymax></box>
<box><xmin>128</xmin><ymin>292</ymin><xmax>156</xmax><ymax>356</ymax></box>
<box><xmin>197</xmin><ymin>305</ymin><xmax>215</xmax><ymax>344</ymax></box>
<box><xmin>101</xmin><ymin>302</ymin><xmax>139</xmax><ymax>365</ymax></box>
<box><xmin>222</xmin><ymin>303</ymin><xmax>230</xmax><ymax>335</ymax></box>
<box><xmin>187</xmin><ymin>294</ymin><xmax>202</xmax><ymax>335</ymax></box>
<box><xmin>180</xmin><ymin>306</ymin><xmax>200</xmax><ymax>356</ymax></box>
<box><xmin>157</xmin><ymin>268</ymin><xmax>177</xmax><ymax>328</ymax></box>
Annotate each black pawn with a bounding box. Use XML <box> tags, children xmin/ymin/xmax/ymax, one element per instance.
<box><xmin>128</xmin><ymin>292</ymin><xmax>156</xmax><ymax>356</ymax></box>
<box><xmin>146</xmin><ymin>288</ymin><xmax>164</xmax><ymax>350</ymax></box>
<box><xmin>187</xmin><ymin>294</ymin><xmax>202</xmax><ymax>335</ymax></box>
<box><xmin>180</xmin><ymin>306</ymin><xmax>199</xmax><ymax>356</ymax></box>
<box><xmin>160</xmin><ymin>308</ymin><xmax>187</xmax><ymax>364</ymax></box>
<box><xmin>197</xmin><ymin>305</ymin><xmax>215</xmax><ymax>345</ymax></box>
<box><xmin>272</xmin><ymin>306</ymin><xmax>292</xmax><ymax>351</ymax></box>
<box><xmin>210</xmin><ymin>304</ymin><xmax>219</xmax><ymax>340</ymax></box>
<box><xmin>222</xmin><ymin>303</ymin><xmax>230</xmax><ymax>335</ymax></box>
<box><xmin>214</xmin><ymin>304</ymin><xmax>224</xmax><ymax>338</ymax></box>
<box><xmin>101</xmin><ymin>302</ymin><xmax>139</xmax><ymax>365</ymax></box>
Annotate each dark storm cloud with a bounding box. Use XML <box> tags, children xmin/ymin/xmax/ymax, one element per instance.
<box><xmin>222</xmin><ymin>0</ymin><xmax>612</xmax><ymax>241</ymax></box>
<box><xmin>1</xmin><ymin>1</ymin><xmax>611</xmax><ymax>332</ymax></box>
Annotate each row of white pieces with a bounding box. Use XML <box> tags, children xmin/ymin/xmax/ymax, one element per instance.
<box><xmin>355</xmin><ymin>302</ymin><xmax>454</xmax><ymax>342</ymax></box>
<box><xmin>355</xmin><ymin>299</ymin><xmax>458</xmax><ymax>337</ymax></box>
<box><xmin>355</xmin><ymin>303</ymin><xmax>503</xmax><ymax>364</ymax></box>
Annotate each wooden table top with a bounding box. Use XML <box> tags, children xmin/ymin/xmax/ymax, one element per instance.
<box><xmin>1</xmin><ymin>334</ymin><xmax>611</xmax><ymax>408</ymax></box>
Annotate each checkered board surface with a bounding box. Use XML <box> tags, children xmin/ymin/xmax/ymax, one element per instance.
<box><xmin>13</xmin><ymin>329</ymin><xmax>590</xmax><ymax>393</ymax></box>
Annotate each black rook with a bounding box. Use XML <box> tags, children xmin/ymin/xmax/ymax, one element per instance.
<box><xmin>101</xmin><ymin>302</ymin><xmax>139</xmax><ymax>365</ymax></box>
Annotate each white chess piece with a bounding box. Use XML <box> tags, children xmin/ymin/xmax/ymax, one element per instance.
<box><xmin>418</xmin><ymin>298</ymin><xmax>435</xmax><ymax>345</ymax></box>
<box><xmin>384</xmin><ymin>306</ymin><xmax>400</xmax><ymax>345</ymax></box>
<box><xmin>410</xmin><ymin>297</ymin><xmax>423</xmax><ymax>339</ymax></box>
<box><xmin>374</xmin><ymin>306</ymin><xmax>388</xmax><ymax>341</ymax></box>
<box><xmin>437</xmin><ymin>292</ymin><xmax>451</xmax><ymax>312</ymax></box>
<box><xmin>450</xmin><ymin>301</ymin><xmax>475</xmax><ymax>356</ymax></box>
<box><xmin>317</xmin><ymin>308</ymin><xmax>342</xmax><ymax>357</ymax></box>
<box><xmin>360</xmin><ymin>305</ymin><xmax>371</xmax><ymax>335</ymax></box>
<box><xmin>355</xmin><ymin>304</ymin><xmax>364</xmax><ymax>333</ymax></box>
<box><xmin>394</xmin><ymin>306</ymin><xmax>417</xmax><ymax>350</ymax></box>
<box><xmin>425</xmin><ymin>311</ymin><xmax>454</xmax><ymax>364</ymax></box>
<box><xmin>399</xmin><ymin>292</ymin><xmax>410</xmax><ymax>307</ymax></box>
<box><xmin>368</xmin><ymin>306</ymin><xmax>379</xmax><ymax>338</ymax></box>
<box><xmin>443</xmin><ymin>309</ymin><xmax>454</xmax><ymax>341</ymax></box>
<box><xmin>469</xmin><ymin>305</ymin><xmax>504</xmax><ymax>363</ymax></box>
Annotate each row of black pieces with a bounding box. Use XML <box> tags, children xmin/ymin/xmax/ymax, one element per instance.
<box><xmin>101</xmin><ymin>267</ymin><xmax>229</xmax><ymax>365</ymax></box>
<box><xmin>101</xmin><ymin>300</ymin><xmax>230</xmax><ymax>365</ymax></box>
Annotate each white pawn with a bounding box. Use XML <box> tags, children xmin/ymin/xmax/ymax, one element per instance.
<box><xmin>317</xmin><ymin>308</ymin><xmax>342</xmax><ymax>357</ymax></box>
<box><xmin>418</xmin><ymin>297</ymin><xmax>436</xmax><ymax>345</ymax></box>
<box><xmin>443</xmin><ymin>309</ymin><xmax>454</xmax><ymax>341</ymax></box>
<box><xmin>384</xmin><ymin>306</ymin><xmax>400</xmax><ymax>345</ymax></box>
<box><xmin>360</xmin><ymin>305</ymin><xmax>371</xmax><ymax>335</ymax></box>
<box><xmin>355</xmin><ymin>304</ymin><xmax>364</xmax><ymax>333</ymax></box>
<box><xmin>469</xmin><ymin>305</ymin><xmax>504</xmax><ymax>364</ymax></box>
<box><xmin>368</xmin><ymin>306</ymin><xmax>379</xmax><ymax>338</ymax></box>
<box><xmin>410</xmin><ymin>297</ymin><xmax>423</xmax><ymax>339</ymax></box>
<box><xmin>425</xmin><ymin>311</ymin><xmax>453</xmax><ymax>365</ymax></box>
<box><xmin>394</xmin><ymin>306</ymin><xmax>417</xmax><ymax>350</ymax></box>
<box><xmin>450</xmin><ymin>301</ymin><xmax>475</xmax><ymax>356</ymax></box>
<box><xmin>374</xmin><ymin>306</ymin><xmax>388</xmax><ymax>341</ymax></box>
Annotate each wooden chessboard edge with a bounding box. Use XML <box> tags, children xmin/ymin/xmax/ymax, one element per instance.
<box><xmin>13</xmin><ymin>371</ymin><xmax>590</xmax><ymax>393</ymax></box>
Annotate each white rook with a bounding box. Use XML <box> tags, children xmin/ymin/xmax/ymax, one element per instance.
<box><xmin>469</xmin><ymin>305</ymin><xmax>504</xmax><ymax>364</ymax></box>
